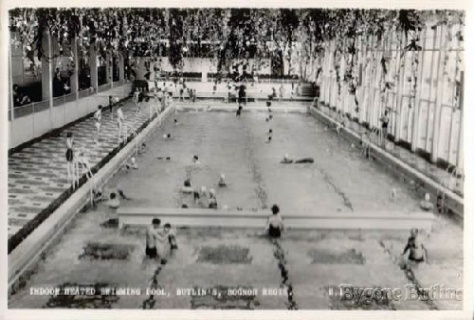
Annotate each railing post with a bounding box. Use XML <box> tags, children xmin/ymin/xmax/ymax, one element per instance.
<box><xmin>70</xmin><ymin>35</ymin><xmax>79</xmax><ymax>100</ymax></box>
<box><xmin>41</xmin><ymin>29</ymin><xmax>54</xmax><ymax>130</ymax></box>
<box><xmin>411</xmin><ymin>28</ymin><xmax>427</xmax><ymax>152</ymax></box>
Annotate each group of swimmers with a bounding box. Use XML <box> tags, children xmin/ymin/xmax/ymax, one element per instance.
<box><xmin>180</xmin><ymin>168</ymin><xmax>226</xmax><ymax>210</ymax></box>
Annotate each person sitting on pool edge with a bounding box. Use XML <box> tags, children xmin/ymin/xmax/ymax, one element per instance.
<box><xmin>265</xmin><ymin>204</ymin><xmax>284</xmax><ymax>238</ymax></box>
<box><xmin>208</xmin><ymin>197</ymin><xmax>218</xmax><ymax>209</ymax></box>
<box><xmin>208</xmin><ymin>188</ymin><xmax>218</xmax><ymax>209</ymax></box>
<box><xmin>419</xmin><ymin>193</ymin><xmax>434</xmax><ymax>211</ymax></box>
<box><xmin>106</xmin><ymin>193</ymin><xmax>120</xmax><ymax>218</ymax></box>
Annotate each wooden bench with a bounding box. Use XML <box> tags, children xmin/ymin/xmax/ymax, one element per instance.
<box><xmin>117</xmin><ymin>207</ymin><xmax>435</xmax><ymax>231</ymax></box>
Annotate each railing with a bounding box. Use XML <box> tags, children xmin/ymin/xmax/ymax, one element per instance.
<box><xmin>98</xmin><ymin>83</ymin><xmax>112</xmax><ymax>92</ymax></box>
<box><xmin>53</xmin><ymin>93</ymin><xmax>77</xmax><ymax>107</ymax></box>
<box><xmin>154</xmin><ymin>77</ymin><xmax>202</xmax><ymax>83</ymax></box>
<box><xmin>78</xmin><ymin>88</ymin><xmax>95</xmax><ymax>99</ymax></box>
<box><xmin>12</xmin><ymin>100</ymin><xmax>51</xmax><ymax>119</ymax></box>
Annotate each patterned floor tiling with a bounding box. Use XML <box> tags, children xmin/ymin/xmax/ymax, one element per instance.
<box><xmin>8</xmin><ymin>101</ymin><xmax>153</xmax><ymax>241</ymax></box>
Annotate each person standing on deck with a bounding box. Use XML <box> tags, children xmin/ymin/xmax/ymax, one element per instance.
<box><xmin>108</xmin><ymin>96</ymin><xmax>114</xmax><ymax>119</ymax></box>
<box><xmin>94</xmin><ymin>105</ymin><xmax>102</xmax><ymax>143</ymax></box>
<box><xmin>133</xmin><ymin>88</ymin><xmax>141</xmax><ymax>114</ymax></box>
<box><xmin>65</xmin><ymin>132</ymin><xmax>76</xmax><ymax>188</ymax></box>
<box><xmin>116</xmin><ymin>105</ymin><xmax>125</xmax><ymax>144</ymax></box>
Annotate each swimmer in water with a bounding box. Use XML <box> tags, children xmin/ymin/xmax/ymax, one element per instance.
<box><xmin>181</xmin><ymin>178</ymin><xmax>194</xmax><ymax>193</ymax></box>
<box><xmin>193</xmin><ymin>155</ymin><xmax>200</xmax><ymax>165</ymax></box>
<box><xmin>281</xmin><ymin>153</ymin><xmax>314</xmax><ymax>164</ymax></box>
<box><xmin>218</xmin><ymin>174</ymin><xmax>226</xmax><ymax>187</ymax></box>
<box><xmin>401</xmin><ymin>228</ymin><xmax>428</xmax><ymax>268</ymax></box>
<box><xmin>236</xmin><ymin>104</ymin><xmax>243</xmax><ymax>117</ymax></box>
<box><xmin>420</xmin><ymin>193</ymin><xmax>434</xmax><ymax>211</ymax></box>
<box><xmin>281</xmin><ymin>153</ymin><xmax>293</xmax><ymax>164</ymax></box>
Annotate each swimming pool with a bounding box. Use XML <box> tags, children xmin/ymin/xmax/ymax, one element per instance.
<box><xmin>8</xmin><ymin>101</ymin><xmax>462</xmax><ymax>310</ymax></box>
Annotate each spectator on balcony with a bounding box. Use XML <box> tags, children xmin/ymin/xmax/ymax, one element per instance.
<box><xmin>12</xmin><ymin>84</ymin><xmax>31</xmax><ymax>107</ymax></box>
<box><xmin>53</xmin><ymin>68</ymin><xmax>63</xmax><ymax>97</ymax></box>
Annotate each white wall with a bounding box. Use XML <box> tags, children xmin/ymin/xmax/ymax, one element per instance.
<box><xmin>133</xmin><ymin>57</ymin><xmax>272</xmax><ymax>80</ymax></box>
<box><xmin>9</xmin><ymin>83</ymin><xmax>132</xmax><ymax>149</ymax></box>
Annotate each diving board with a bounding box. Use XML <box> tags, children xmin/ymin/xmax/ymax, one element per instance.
<box><xmin>117</xmin><ymin>207</ymin><xmax>435</xmax><ymax>230</ymax></box>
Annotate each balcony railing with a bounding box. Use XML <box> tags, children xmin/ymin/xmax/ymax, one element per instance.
<box><xmin>53</xmin><ymin>93</ymin><xmax>77</xmax><ymax>107</ymax></box>
<box><xmin>98</xmin><ymin>83</ymin><xmax>112</xmax><ymax>92</ymax></box>
<box><xmin>78</xmin><ymin>88</ymin><xmax>95</xmax><ymax>99</ymax></box>
<box><xmin>12</xmin><ymin>99</ymin><xmax>51</xmax><ymax>119</ymax></box>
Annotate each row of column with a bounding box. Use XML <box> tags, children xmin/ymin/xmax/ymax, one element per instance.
<box><xmin>31</xmin><ymin>30</ymin><xmax>126</xmax><ymax>106</ymax></box>
<box><xmin>318</xmin><ymin>24</ymin><xmax>463</xmax><ymax>168</ymax></box>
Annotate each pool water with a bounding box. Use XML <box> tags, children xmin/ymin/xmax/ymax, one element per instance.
<box><xmin>111</xmin><ymin>105</ymin><xmax>420</xmax><ymax>214</ymax></box>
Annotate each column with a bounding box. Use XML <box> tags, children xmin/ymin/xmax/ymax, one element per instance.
<box><xmin>431</xmin><ymin>25</ymin><xmax>446</xmax><ymax>163</ymax></box>
<box><xmin>90</xmin><ymin>45</ymin><xmax>98</xmax><ymax>91</ymax></box>
<box><xmin>70</xmin><ymin>35</ymin><xmax>79</xmax><ymax>95</ymax></box>
<box><xmin>395</xmin><ymin>32</ymin><xmax>406</xmax><ymax>143</ymax></box>
<box><xmin>411</xmin><ymin>28</ymin><xmax>427</xmax><ymax>152</ymax></box>
<box><xmin>106</xmin><ymin>50</ymin><xmax>111</xmax><ymax>87</ymax></box>
<box><xmin>118</xmin><ymin>53</ymin><xmax>124</xmax><ymax>83</ymax></box>
<box><xmin>41</xmin><ymin>29</ymin><xmax>53</xmax><ymax>104</ymax></box>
